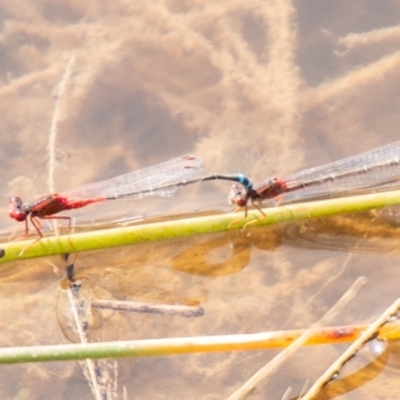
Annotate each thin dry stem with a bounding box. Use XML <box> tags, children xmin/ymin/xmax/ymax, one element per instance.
<box><xmin>67</xmin><ymin>286</ymin><xmax>103</xmax><ymax>400</ymax></box>
<box><xmin>227</xmin><ymin>276</ymin><xmax>367</xmax><ymax>400</ymax></box>
<box><xmin>301</xmin><ymin>297</ymin><xmax>400</xmax><ymax>399</ymax></box>
<box><xmin>47</xmin><ymin>55</ymin><xmax>75</xmax><ymax>194</ymax></box>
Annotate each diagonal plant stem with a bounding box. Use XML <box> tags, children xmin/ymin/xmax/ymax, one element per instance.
<box><xmin>227</xmin><ymin>277</ymin><xmax>366</xmax><ymax>400</ymax></box>
<box><xmin>2</xmin><ymin>188</ymin><xmax>400</xmax><ymax>263</ymax></box>
<box><xmin>0</xmin><ymin>319</ymin><xmax>400</xmax><ymax>365</ymax></box>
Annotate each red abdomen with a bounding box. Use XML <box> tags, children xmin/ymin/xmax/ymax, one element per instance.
<box><xmin>254</xmin><ymin>178</ymin><xmax>288</xmax><ymax>200</ymax></box>
<box><xmin>30</xmin><ymin>194</ymin><xmax>106</xmax><ymax>217</ymax></box>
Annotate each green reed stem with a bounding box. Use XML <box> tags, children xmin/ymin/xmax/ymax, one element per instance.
<box><xmin>2</xmin><ymin>189</ymin><xmax>400</xmax><ymax>263</ymax></box>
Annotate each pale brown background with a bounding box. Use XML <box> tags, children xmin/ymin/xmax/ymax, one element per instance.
<box><xmin>1</xmin><ymin>1</ymin><xmax>400</xmax><ymax>399</ymax></box>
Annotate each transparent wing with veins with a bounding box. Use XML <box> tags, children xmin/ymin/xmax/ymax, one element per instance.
<box><xmin>59</xmin><ymin>155</ymin><xmax>206</xmax><ymax>202</ymax></box>
<box><xmin>256</xmin><ymin>141</ymin><xmax>400</xmax><ymax>202</ymax></box>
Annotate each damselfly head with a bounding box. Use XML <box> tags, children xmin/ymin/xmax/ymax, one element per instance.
<box><xmin>228</xmin><ymin>183</ymin><xmax>248</xmax><ymax>207</ymax></box>
<box><xmin>8</xmin><ymin>196</ymin><xmax>27</xmax><ymax>221</ymax></box>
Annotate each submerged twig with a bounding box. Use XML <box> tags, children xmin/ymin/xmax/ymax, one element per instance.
<box><xmin>91</xmin><ymin>298</ymin><xmax>204</xmax><ymax>317</ymax></box>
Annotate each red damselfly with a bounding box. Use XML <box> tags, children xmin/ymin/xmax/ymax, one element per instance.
<box><xmin>229</xmin><ymin>141</ymin><xmax>400</xmax><ymax>215</ymax></box>
<box><xmin>9</xmin><ymin>155</ymin><xmax>249</xmax><ymax>241</ymax></box>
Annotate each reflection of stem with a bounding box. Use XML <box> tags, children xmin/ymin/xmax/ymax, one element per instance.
<box><xmin>91</xmin><ymin>298</ymin><xmax>204</xmax><ymax>317</ymax></box>
<box><xmin>172</xmin><ymin>233</ymin><xmax>252</xmax><ymax>277</ymax></box>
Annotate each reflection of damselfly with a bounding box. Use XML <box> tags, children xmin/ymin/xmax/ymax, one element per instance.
<box><xmin>229</xmin><ymin>141</ymin><xmax>400</xmax><ymax>215</ymax></box>
<box><xmin>8</xmin><ymin>154</ymin><xmax>250</xmax><ymax>241</ymax></box>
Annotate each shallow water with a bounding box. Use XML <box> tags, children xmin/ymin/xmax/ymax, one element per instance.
<box><xmin>1</xmin><ymin>1</ymin><xmax>400</xmax><ymax>398</ymax></box>
<box><xmin>1</xmin><ymin>211</ymin><xmax>400</xmax><ymax>399</ymax></box>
